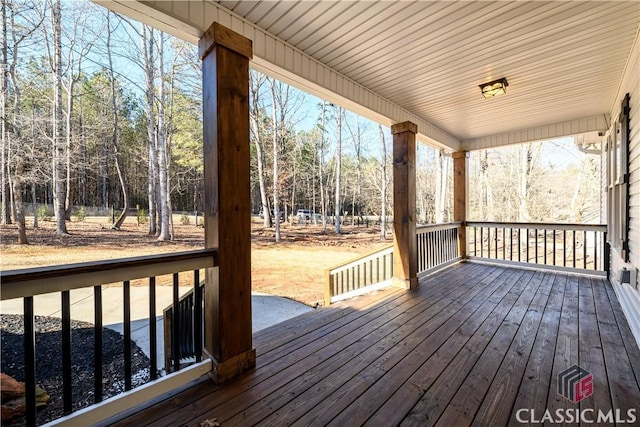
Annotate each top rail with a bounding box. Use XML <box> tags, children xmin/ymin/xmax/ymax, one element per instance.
<box><xmin>0</xmin><ymin>249</ymin><xmax>218</xmax><ymax>300</ymax></box>
<box><xmin>466</xmin><ymin>221</ymin><xmax>606</xmax><ymax>232</ymax></box>
<box><xmin>417</xmin><ymin>221</ymin><xmax>462</xmax><ymax>233</ymax></box>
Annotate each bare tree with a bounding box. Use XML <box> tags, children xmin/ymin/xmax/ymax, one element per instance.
<box><xmin>49</xmin><ymin>0</ymin><xmax>68</xmax><ymax>234</ymax></box>
<box><xmin>250</xmin><ymin>70</ymin><xmax>271</xmax><ymax>227</ymax></box>
<box><xmin>334</xmin><ymin>106</ymin><xmax>342</xmax><ymax>234</ymax></box>
<box><xmin>106</xmin><ymin>11</ymin><xmax>128</xmax><ymax>230</ymax></box>
<box><xmin>142</xmin><ymin>24</ymin><xmax>157</xmax><ymax>235</ymax></box>
<box><xmin>378</xmin><ymin>124</ymin><xmax>388</xmax><ymax>239</ymax></box>
<box><xmin>269</xmin><ymin>78</ymin><xmax>281</xmax><ymax>241</ymax></box>
<box><xmin>156</xmin><ymin>33</ymin><xmax>170</xmax><ymax>240</ymax></box>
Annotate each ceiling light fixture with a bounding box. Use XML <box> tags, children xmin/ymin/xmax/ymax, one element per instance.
<box><xmin>479</xmin><ymin>77</ymin><xmax>508</xmax><ymax>98</ymax></box>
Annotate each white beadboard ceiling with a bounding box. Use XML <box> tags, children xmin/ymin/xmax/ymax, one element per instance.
<box><xmin>99</xmin><ymin>1</ymin><xmax>640</xmax><ymax>148</ymax></box>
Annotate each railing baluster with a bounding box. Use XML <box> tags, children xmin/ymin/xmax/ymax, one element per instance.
<box><xmin>594</xmin><ymin>231</ymin><xmax>599</xmax><ymax>271</ymax></box>
<box><xmin>480</xmin><ymin>227</ymin><xmax>484</xmax><ymax>258</ymax></box>
<box><xmin>193</xmin><ymin>270</ymin><xmax>204</xmax><ymax>362</ymax></box>
<box><xmin>172</xmin><ymin>273</ymin><xmax>181</xmax><ymax>372</ymax></box>
<box><xmin>553</xmin><ymin>230</ymin><xmax>557</xmax><ymax>266</ymax></box>
<box><xmin>544</xmin><ymin>229</ymin><xmax>547</xmax><ymax>265</ymax></box>
<box><xmin>487</xmin><ymin>227</ymin><xmax>491</xmax><ymax>259</ymax></box>
<box><xmin>572</xmin><ymin>230</ymin><xmax>577</xmax><ymax>268</ymax></box>
<box><xmin>474</xmin><ymin>227</ymin><xmax>477</xmax><ymax>256</ymax></box>
<box><xmin>149</xmin><ymin>277</ymin><xmax>157</xmax><ymax>380</ymax></box>
<box><xmin>534</xmin><ymin>229</ymin><xmax>538</xmax><ymax>264</ymax></box>
<box><xmin>563</xmin><ymin>230</ymin><xmax>567</xmax><ymax>267</ymax></box>
<box><xmin>510</xmin><ymin>227</ymin><xmax>514</xmax><ymax>260</ymax></box>
<box><xmin>502</xmin><ymin>228</ymin><xmax>506</xmax><ymax>260</ymax></box>
<box><xmin>518</xmin><ymin>228</ymin><xmax>521</xmax><ymax>262</ymax></box>
<box><xmin>24</xmin><ymin>296</ymin><xmax>36</xmax><ymax>427</ymax></box>
<box><xmin>526</xmin><ymin>229</ymin><xmax>530</xmax><ymax>263</ymax></box>
<box><xmin>494</xmin><ymin>227</ymin><xmax>498</xmax><ymax>259</ymax></box>
<box><xmin>583</xmin><ymin>230</ymin><xmax>587</xmax><ymax>270</ymax></box>
<box><xmin>62</xmin><ymin>290</ymin><xmax>72</xmax><ymax>414</ymax></box>
<box><xmin>94</xmin><ymin>285</ymin><xmax>103</xmax><ymax>403</ymax></box>
<box><xmin>124</xmin><ymin>280</ymin><xmax>132</xmax><ymax>391</ymax></box>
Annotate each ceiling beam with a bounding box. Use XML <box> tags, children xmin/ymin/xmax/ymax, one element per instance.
<box><xmin>460</xmin><ymin>115</ymin><xmax>610</xmax><ymax>151</ymax></box>
<box><xmin>95</xmin><ymin>0</ymin><xmax>460</xmax><ymax>150</ymax></box>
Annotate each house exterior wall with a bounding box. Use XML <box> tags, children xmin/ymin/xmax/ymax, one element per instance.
<box><xmin>607</xmin><ymin>27</ymin><xmax>640</xmax><ymax>347</ymax></box>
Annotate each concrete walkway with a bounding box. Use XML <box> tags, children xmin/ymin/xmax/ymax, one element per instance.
<box><xmin>1</xmin><ymin>287</ymin><xmax>313</xmax><ymax>372</ymax></box>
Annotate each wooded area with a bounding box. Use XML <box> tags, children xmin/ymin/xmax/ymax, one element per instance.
<box><xmin>1</xmin><ymin>0</ymin><xmax>600</xmax><ymax>246</ymax></box>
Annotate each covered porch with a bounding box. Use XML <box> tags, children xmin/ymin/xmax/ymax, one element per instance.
<box><xmin>113</xmin><ymin>262</ymin><xmax>640</xmax><ymax>426</ymax></box>
<box><xmin>2</xmin><ymin>1</ymin><xmax>639</xmax><ymax>426</ymax></box>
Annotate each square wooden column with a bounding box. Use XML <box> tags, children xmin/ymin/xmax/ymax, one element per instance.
<box><xmin>453</xmin><ymin>151</ymin><xmax>469</xmax><ymax>259</ymax></box>
<box><xmin>392</xmin><ymin>122</ymin><xmax>418</xmax><ymax>290</ymax></box>
<box><xmin>199</xmin><ymin>23</ymin><xmax>255</xmax><ymax>383</ymax></box>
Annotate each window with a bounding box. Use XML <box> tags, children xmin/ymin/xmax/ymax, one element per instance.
<box><xmin>606</xmin><ymin>93</ymin><xmax>631</xmax><ymax>262</ymax></box>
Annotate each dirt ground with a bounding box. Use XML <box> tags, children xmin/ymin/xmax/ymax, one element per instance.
<box><xmin>0</xmin><ymin>215</ymin><xmax>390</xmax><ymax>306</ymax></box>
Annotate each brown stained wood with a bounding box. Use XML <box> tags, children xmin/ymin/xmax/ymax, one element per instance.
<box><xmin>152</xmin><ymin>265</ymin><xmax>484</xmax><ymax>427</ymax></box>
<box><xmin>602</xmin><ymin>280</ymin><xmax>640</xmax><ymax>387</ymax></box>
<box><xmin>430</xmin><ymin>268</ymin><xmax>546</xmax><ymax>427</ymax></box>
<box><xmin>391</xmin><ymin>121</ymin><xmax>417</xmax><ymax>289</ymax></box>
<box><xmin>199</xmin><ymin>22</ymin><xmax>252</xmax><ymax>60</ymax></box>
<box><xmin>200</xmin><ymin>23</ymin><xmax>253</xmax><ymax>367</ymax></box>
<box><xmin>321</xmin><ymin>267</ymin><xmax>518</xmax><ymax>427</ymax></box>
<box><xmin>366</xmin><ymin>268</ymin><xmax>532</xmax><ymax>427</ymax></box>
<box><xmin>399</xmin><ymin>269</ymin><xmax>536</xmax><ymax>427</ymax></box>
<box><xmin>0</xmin><ymin>249</ymin><xmax>217</xmax><ymax>285</ymax></box>
<box><xmin>254</xmin><ymin>287</ymin><xmax>402</xmax><ymax>356</ymax></box>
<box><xmin>453</xmin><ymin>151</ymin><xmax>469</xmax><ymax>259</ymax></box>
<box><xmin>194</xmin><ymin>264</ymin><xmax>495</xmax><ymax>427</ymax></box>
<box><xmin>594</xmin><ymin>279</ymin><xmax>640</xmax><ymax>418</ymax></box>
<box><xmin>112</xmin><ymin>264</ymin><xmax>640</xmax><ymax>427</ymax></box>
<box><xmin>509</xmin><ymin>273</ymin><xmax>566</xmax><ymax>424</ymax></box>
<box><xmin>470</xmin><ymin>271</ymin><xmax>554</xmax><ymax>426</ymax></box>
<box><xmin>258</xmin><ymin>265</ymin><xmax>496</xmax><ymax>427</ymax></box>
<box><xmin>577</xmin><ymin>275</ymin><xmax>613</xmax><ymax>423</ymax></box>
<box><xmin>235</xmin><ymin>265</ymin><xmax>500</xmax><ymax>427</ymax></box>
<box><xmin>545</xmin><ymin>273</ymin><xmax>580</xmax><ymax>416</ymax></box>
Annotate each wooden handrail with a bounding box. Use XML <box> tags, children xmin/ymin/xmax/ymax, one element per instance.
<box><xmin>1</xmin><ymin>249</ymin><xmax>218</xmax><ymax>300</ymax></box>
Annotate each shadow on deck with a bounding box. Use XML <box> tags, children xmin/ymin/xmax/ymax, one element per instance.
<box><xmin>112</xmin><ymin>262</ymin><xmax>640</xmax><ymax>426</ymax></box>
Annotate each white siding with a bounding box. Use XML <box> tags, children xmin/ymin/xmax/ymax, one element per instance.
<box><xmin>610</xmin><ymin>27</ymin><xmax>640</xmax><ymax>348</ymax></box>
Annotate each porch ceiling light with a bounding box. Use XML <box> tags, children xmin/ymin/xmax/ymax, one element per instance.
<box><xmin>479</xmin><ymin>77</ymin><xmax>508</xmax><ymax>98</ymax></box>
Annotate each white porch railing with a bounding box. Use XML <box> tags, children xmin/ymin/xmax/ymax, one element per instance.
<box><xmin>466</xmin><ymin>222</ymin><xmax>609</xmax><ymax>276</ymax></box>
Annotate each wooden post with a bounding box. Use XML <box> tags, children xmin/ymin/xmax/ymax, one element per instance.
<box><xmin>199</xmin><ymin>22</ymin><xmax>255</xmax><ymax>383</ymax></box>
<box><xmin>391</xmin><ymin>121</ymin><xmax>418</xmax><ymax>290</ymax></box>
<box><xmin>453</xmin><ymin>151</ymin><xmax>469</xmax><ymax>259</ymax></box>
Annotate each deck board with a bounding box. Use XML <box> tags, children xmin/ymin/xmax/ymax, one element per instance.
<box><xmin>112</xmin><ymin>263</ymin><xmax>640</xmax><ymax>427</ymax></box>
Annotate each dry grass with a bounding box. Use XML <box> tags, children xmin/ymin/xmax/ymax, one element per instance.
<box><xmin>1</xmin><ymin>216</ymin><xmax>390</xmax><ymax>306</ymax></box>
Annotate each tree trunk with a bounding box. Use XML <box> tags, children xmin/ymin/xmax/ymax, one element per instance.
<box><xmin>319</xmin><ymin>101</ymin><xmax>327</xmax><ymax>231</ymax></box>
<box><xmin>334</xmin><ymin>107</ymin><xmax>342</xmax><ymax>234</ymax></box>
<box><xmin>13</xmin><ymin>157</ymin><xmax>26</xmax><ymax>244</ymax></box>
<box><xmin>0</xmin><ymin>1</ymin><xmax>9</xmax><ymax>225</ymax></box>
<box><xmin>31</xmin><ymin>183</ymin><xmax>37</xmax><ymax>229</ymax></box>
<box><xmin>51</xmin><ymin>0</ymin><xmax>68</xmax><ymax>235</ymax></box>
<box><xmin>379</xmin><ymin>124</ymin><xmax>387</xmax><ymax>240</ymax></box>
<box><xmin>142</xmin><ymin>25</ymin><xmax>157</xmax><ymax>235</ymax></box>
<box><xmin>249</xmin><ymin>72</ymin><xmax>271</xmax><ymax>227</ymax></box>
<box><xmin>269</xmin><ymin>79</ymin><xmax>280</xmax><ymax>242</ymax></box>
<box><xmin>64</xmin><ymin>72</ymin><xmax>73</xmax><ymax>221</ymax></box>
<box><xmin>156</xmin><ymin>35</ymin><xmax>170</xmax><ymax>241</ymax></box>
<box><xmin>107</xmin><ymin>12</ymin><xmax>128</xmax><ymax>230</ymax></box>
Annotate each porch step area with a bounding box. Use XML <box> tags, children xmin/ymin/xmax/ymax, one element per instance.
<box><xmin>112</xmin><ymin>262</ymin><xmax>640</xmax><ymax>427</ymax></box>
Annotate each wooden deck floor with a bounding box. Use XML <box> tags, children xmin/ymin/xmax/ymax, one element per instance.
<box><xmin>114</xmin><ymin>263</ymin><xmax>640</xmax><ymax>426</ymax></box>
